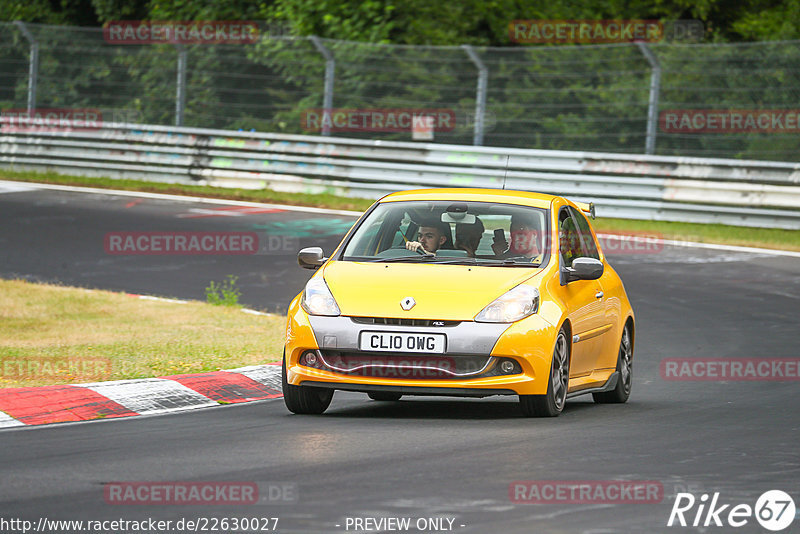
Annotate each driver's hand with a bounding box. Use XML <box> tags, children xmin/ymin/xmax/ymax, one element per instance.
<box><xmin>406</xmin><ymin>241</ymin><xmax>426</xmax><ymax>253</ymax></box>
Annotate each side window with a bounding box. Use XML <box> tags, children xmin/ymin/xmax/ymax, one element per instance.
<box><xmin>349</xmin><ymin>219</ymin><xmax>383</xmax><ymax>256</ymax></box>
<box><xmin>568</xmin><ymin>207</ymin><xmax>600</xmax><ymax>260</ymax></box>
<box><xmin>558</xmin><ymin>208</ymin><xmax>581</xmax><ymax>268</ymax></box>
<box><xmin>348</xmin><ymin>208</ymin><xmax>403</xmax><ymax>256</ymax></box>
<box><xmin>390</xmin><ymin>214</ymin><xmax>414</xmax><ymax>246</ymax></box>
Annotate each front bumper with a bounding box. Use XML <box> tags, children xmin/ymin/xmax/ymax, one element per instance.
<box><xmin>284</xmin><ymin>297</ymin><xmax>558</xmax><ymax>396</ymax></box>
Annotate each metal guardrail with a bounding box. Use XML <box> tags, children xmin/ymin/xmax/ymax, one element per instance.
<box><xmin>1</xmin><ymin>122</ymin><xmax>799</xmax><ymax>229</ymax></box>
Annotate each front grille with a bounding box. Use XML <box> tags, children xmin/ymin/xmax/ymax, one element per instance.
<box><xmin>350</xmin><ymin>317</ymin><xmax>460</xmax><ymax>327</ymax></box>
<box><xmin>315</xmin><ymin>350</ymin><xmax>492</xmax><ymax>379</ymax></box>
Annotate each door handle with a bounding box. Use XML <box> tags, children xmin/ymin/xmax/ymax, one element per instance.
<box><xmin>595</xmin><ymin>291</ymin><xmax>604</xmax><ymax>299</ymax></box>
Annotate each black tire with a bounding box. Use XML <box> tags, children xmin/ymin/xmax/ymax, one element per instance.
<box><xmin>368</xmin><ymin>392</ymin><xmax>402</xmax><ymax>402</ymax></box>
<box><xmin>282</xmin><ymin>353</ymin><xmax>333</xmax><ymax>414</ymax></box>
<box><xmin>593</xmin><ymin>324</ymin><xmax>633</xmax><ymax>404</ymax></box>
<box><xmin>520</xmin><ymin>327</ymin><xmax>570</xmax><ymax>417</ymax></box>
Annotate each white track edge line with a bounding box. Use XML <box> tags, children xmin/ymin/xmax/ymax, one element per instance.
<box><xmin>0</xmin><ymin>398</ymin><xmax>278</xmax><ymax>432</ymax></box>
<box><xmin>5</xmin><ymin>180</ymin><xmax>798</xmax><ymax>257</ymax></box>
<box><xmin>596</xmin><ymin>233</ymin><xmax>800</xmax><ymax>258</ymax></box>
<box><xmin>0</xmin><ymin>179</ymin><xmax>363</xmax><ymax>216</ymax></box>
<box><xmin>126</xmin><ymin>293</ymin><xmax>276</xmax><ymax>316</ymax></box>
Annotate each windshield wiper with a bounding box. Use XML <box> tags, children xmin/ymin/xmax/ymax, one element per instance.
<box><xmin>353</xmin><ymin>256</ymin><xmax>540</xmax><ymax>266</ymax></box>
<box><xmin>369</xmin><ymin>255</ymin><xmax>438</xmax><ymax>263</ymax></box>
<box><xmin>475</xmin><ymin>259</ymin><xmax>542</xmax><ymax>267</ymax></box>
<box><xmin>426</xmin><ymin>258</ymin><xmax>479</xmax><ymax>265</ymax></box>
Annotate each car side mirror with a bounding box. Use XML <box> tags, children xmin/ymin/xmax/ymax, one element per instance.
<box><xmin>561</xmin><ymin>257</ymin><xmax>604</xmax><ymax>284</ymax></box>
<box><xmin>298</xmin><ymin>247</ymin><xmax>327</xmax><ymax>270</ymax></box>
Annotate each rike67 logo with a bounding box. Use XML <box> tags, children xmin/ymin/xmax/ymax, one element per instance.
<box><xmin>668</xmin><ymin>490</ymin><xmax>795</xmax><ymax>531</ymax></box>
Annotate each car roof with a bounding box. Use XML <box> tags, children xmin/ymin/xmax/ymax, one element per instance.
<box><xmin>379</xmin><ymin>188</ymin><xmax>555</xmax><ymax>209</ymax></box>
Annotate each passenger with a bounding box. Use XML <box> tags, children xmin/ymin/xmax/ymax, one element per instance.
<box><xmin>455</xmin><ymin>218</ymin><xmax>485</xmax><ymax>257</ymax></box>
<box><xmin>491</xmin><ymin>213</ymin><xmax>542</xmax><ymax>259</ymax></box>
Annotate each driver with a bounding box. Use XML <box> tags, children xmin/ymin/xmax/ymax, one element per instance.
<box><xmin>405</xmin><ymin>224</ymin><xmax>448</xmax><ymax>255</ymax></box>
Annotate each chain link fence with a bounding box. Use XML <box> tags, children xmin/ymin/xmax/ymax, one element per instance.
<box><xmin>1</xmin><ymin>22</ymin><xmax>798</xmax><ymax>161</ymax></box>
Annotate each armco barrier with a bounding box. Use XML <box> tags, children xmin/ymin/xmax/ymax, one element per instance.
<box><xmin>1</xmin><ymin>122</ymin><xmax>799</xmax><ymax>228</ymax></box>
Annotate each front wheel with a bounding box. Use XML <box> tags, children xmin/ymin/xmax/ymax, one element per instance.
<box><xmin>282</xmin><ymin>353</ymin><xmax>333</xmax><ymax>414</ymax></box>
<box><xmin>520</xmin><ymin>327</ymin><xmax>570</xmax><ymax>417</ymax></box>
<box><xmin>593</xmin><ymin>324</ymin><xmax>633</xmax><ymax>404</ymax></box>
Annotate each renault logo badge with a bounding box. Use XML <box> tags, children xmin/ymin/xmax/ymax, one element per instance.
<box><xmin>400</xmin><ymin>297</ymin><xmax>416</xmax><ymax>311</ymax></box>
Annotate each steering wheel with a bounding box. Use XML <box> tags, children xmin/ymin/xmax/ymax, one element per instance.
<box><xmin>413</xmin><ymin>246</ymin><xmax>433</xmax><ymax>256</ymax></box>
<box><xmin>385</xmin><ymin>244</ymin><xmax>432</xmax><ymax>257</ymax></box>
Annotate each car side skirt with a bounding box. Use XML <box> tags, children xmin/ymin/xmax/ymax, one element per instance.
<box><xmin>566</xmin><ymin>371</ymin><xmax>619</xmax><ymax>399</ymax></box>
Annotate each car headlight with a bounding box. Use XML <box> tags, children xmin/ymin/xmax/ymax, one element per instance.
<box><xmin>475</xmin><ymin>285</ymin><xmax>539</xmax><ymax>323</ymax></box>
<box><xmin>301</xmin><ymin>276</ymin><xmax>340</xmax><ymax>316</ymax></box>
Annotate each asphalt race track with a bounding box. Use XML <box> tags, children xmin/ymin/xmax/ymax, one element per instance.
<box><xmin>1</xmin><ymin>182</ymin><xmax>799</xmax><ymax>533</ymax></box>
<box><xmin>0</xmin><ymin>182</ymin><xmax>353</xmax><ymax>312</ymax></box>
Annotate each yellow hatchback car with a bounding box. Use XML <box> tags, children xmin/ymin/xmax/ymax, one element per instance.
<box><xmin>283</xmin><ymin>188</ymin><xmax>635</xmax><ymax>417</ymax></box>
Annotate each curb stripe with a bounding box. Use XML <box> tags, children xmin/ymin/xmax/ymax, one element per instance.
<box><xmin>225</xmin><ymin>365</ymin><xmax>283</xmax><ymax>392</ymax></box>
<box><xmin>168</xmin><ymin>371</ymin><xmax>282</xmax><ymax>403</ymax></box>
<box><xmin>76</xmin><ymin>379</ymin><xmax>218</xmax><ymax>415</ymax></box>
<box><xmin>0</xmin><ymin>366</ymin><xmax>284</xmax><ymax>429</ymax></box>
<box><xmin>0</xmin><ymin>385</ymin><xmax>137</xmax><ymax>425</ymax></box>
<box><xmin>0</xmin><ymin>411</ymin><xmax>25</xmax><ymax>428</ymax></box>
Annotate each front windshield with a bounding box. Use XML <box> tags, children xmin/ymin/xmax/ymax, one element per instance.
<box><xmin>340</xmin><ymin>200</ymin><xmax>550</xmax><ymax>267</ymax></box>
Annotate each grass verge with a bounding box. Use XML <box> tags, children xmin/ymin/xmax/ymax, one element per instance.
<box><xmin>0</xmin><ymin>279</ymin><xmax>284</xmax><ymax>388</ymax></box>
<box><xmin>2</xmin><ymin>170</ymin><xmax>799</xmax><ymax>251</ymax></box>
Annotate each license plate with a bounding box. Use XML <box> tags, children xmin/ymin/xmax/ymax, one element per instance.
<box><xmin>359</xmin><ymin>332</ymin><xmax>446</xmax><ymax>354</ymax></box>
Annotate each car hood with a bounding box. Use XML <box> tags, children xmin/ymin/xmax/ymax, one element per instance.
<box><xmin>322</xmin><ymin>260</ymin><xmax>542</xmax><ymax>321</ymax></box>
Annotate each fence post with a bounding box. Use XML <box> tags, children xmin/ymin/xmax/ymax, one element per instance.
<box><xmin>175</xmin><ymin>45</ymin><xmax>187</xmax><ymax>126</ymax></box>
<box><xmin>13</xmin><ymin>21</ymin><xmax>39</xmax><ymax>113</ymax></box>
<box><xmin>310</xmin><ymin>36</ymin><xmax>335</xmax><ymax>136</ymax></box>
<box><xmin>637</xmin><ymin>42</ymin><xmax>661</xmax><ymax>155</ymax></box>
<box><xmin>462</xmin><ymin>45</ymin><xmax>488</xmax><ymax>146</ymax></box>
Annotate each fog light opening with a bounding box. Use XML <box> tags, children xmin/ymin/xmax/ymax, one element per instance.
<box><xmin>500</xmin><ymin>359</ymin><xmax>517</xmax><ymax>374</ymax></box>
<box><xmin>302</xmin><ymin>351</ymin><xmax>318</xmax><ymax>366</ymax></box>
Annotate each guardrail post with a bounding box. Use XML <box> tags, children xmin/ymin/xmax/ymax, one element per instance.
<box><xmin>13</xmin><ymin>21</ymin><xmax>39</xmax><ymax>114</ymax></box>
<box><xmin>175</xmin><ymin>45</ymin><xmax>187</xmax><ymax>126</ymax></box>
<box><xmin>310</xmin><ymin>36</ymin><xmax>335</xmax><ymax>137</ymax></box>
<box><xmin>462</xmin><ymin>45</ymin><xmax>488</xmax><ymax>146</ymax></box>
<box><xmin>637</xmin><ymin>42</ymin><xmax>661</xmax><ymax>155</ymax></box>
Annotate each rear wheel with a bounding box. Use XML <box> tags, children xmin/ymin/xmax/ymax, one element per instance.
<box><xmin>282</xmin><ymin>353</ymin><xmax>333</xmax><ymax>414</ymax></box>
<box><xmin>368</xmin><ymin>392</ymin><xmax>402</xmax><ymax>402</ymax></box>
<box><xmin>593</xmin><ymin>324</ymin><xmax>633</xmax><ymax>404</ymax></box>
<box><xmin>520</xmin><ymin>327</ymin><xmax>570</xmax><ymax>417</ymax></box>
